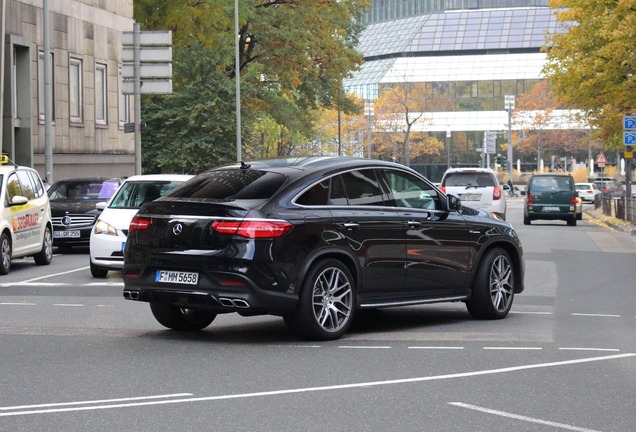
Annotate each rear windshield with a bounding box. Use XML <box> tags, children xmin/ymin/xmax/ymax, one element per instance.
<box><xmin>169</xmin><ymin>169</ymin><xmax>286</xmax><ymax>200</ymax></box>
<box><xmin>529</xmin><ymin>176</ymin><xmax>573</xmax><ymax>192</ymax></box>
<box><xmin>443</xmin><ymin>172</ymin><xmax>495</xmax><ymax>187</ymax></box>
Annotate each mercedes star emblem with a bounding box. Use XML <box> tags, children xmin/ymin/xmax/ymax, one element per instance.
<box><xmin>172</xmin><ymin>223</ymin><xmax>183</xmax><ymax>235</ymax></box>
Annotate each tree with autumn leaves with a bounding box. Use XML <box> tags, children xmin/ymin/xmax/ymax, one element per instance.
<box><xmin>544</xmin><ymin>0</ymin><xmax>636</xmax><ymax>149</ymax></box>
<box><xmin>134</xmin><ymin>0</ymin><xmax>369</xmax><ymax>173</ymax></box>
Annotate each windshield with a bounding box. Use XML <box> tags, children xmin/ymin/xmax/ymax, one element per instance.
<box><xmin>109</xmin><ymin>180</ymin><xmax>186</xmax><ymax>209</ymax></box>
<box><xmin>48</xmin><ymin>179</ymin><xmax>120</xmax><ymax>201</ymax></box>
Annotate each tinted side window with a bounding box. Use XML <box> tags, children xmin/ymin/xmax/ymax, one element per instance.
<box><xmin>340</xmin><ymin>169</ymin><xmax>384</xmax><ymax>206</ymax></box>
<box><xmin>330</xmin><ymin>175</ymin><xmax>348</xmax><ymax>205</ymax></box>
<box><xmin>383</xmin><ymin>169</ymin><xmax>440</xmax><ymax>210</ymax></box>
<box><xmin>171</xmin><ymin>170</ymin><xmax>285</xmax><ymax>200</ymax></box>
<box><xmin>296</xmin><ymin>180</ymin><xmax>329</xmax><ymax>206</ymax></box>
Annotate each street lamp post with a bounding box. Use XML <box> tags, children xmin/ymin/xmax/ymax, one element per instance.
<box><xmin>505</xmin><ymin>95</ymin><xmax>515</xmax><ymax>192</ymax></box>
<box><xmin>446</xmin><ymin>130</ymin><xmax>451</xmax><ymax>169</ymax></box>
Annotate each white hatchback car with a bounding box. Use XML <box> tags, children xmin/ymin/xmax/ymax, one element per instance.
<box><xmin>575</xmin><ymin>182</ymin><xmax>601</xmax><ymax>204</ymax></box>
<box><xmin>0</xmin><ymin>155</ymin><xmax>53</xmax><ymax>274</ymax></box>
<box><xmin>440</xmin><ymin>167</ymin><xmax>507</xmax><ymax>220</ymax></box>
<box><xmin>89</xmin><ymin>174</ymin><xmax>193</xmax><ymax>277</ymax></box>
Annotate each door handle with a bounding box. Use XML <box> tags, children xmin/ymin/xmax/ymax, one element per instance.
<box><xmin>342</xmin><ymin>222</ymin><xmax>359</xmax><ymax>230</ymax></box>
<box><xmin>407</xmin><ymin>220</ymin><xmax>422</xmax><ymax>228</ymax></box>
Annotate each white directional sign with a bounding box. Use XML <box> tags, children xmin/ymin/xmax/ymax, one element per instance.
<box><xmin>121</xmin><ymin>63</ymin><xmax>172</xmax><ymax>80</ymax></box>
<box><xmin>122</xmin><ymin>29</ymin><xmax>172</xmax><ymax>95</ymax></box>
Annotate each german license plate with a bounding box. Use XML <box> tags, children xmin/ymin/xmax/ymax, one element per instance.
<box><xmin>460</xmin><ymin>194</ymin><xmax>481</xmax><ymax>201</ymax></box>
<box><xmin>543</xmin><ymin>206</ymin><xmax>559</xmax><ymax>211</ymax></box>
<box><xmin>53</xmin><ymin>230</ymin><xmax>80</xmax><ymax>238</ymax></box>
<box><xmin>156</xmin><ymin>270</ymin><xmax>199</xmax><ymax>285</ymax></box>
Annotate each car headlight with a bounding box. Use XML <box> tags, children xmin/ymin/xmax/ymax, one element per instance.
<box><xmin>94</xmin><ymin>220</ymin><xmax>118</xmax><ymax>236</ymax></box>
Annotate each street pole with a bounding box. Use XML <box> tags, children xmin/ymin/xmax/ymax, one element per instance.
<box><xmin>446</xmin><ymin>130</ymin><xmax>451</xmax><ymax>169</ymax></box>
<box><xmin>133</xmin><ymin>22</ymin><xmax>142</xmax><ymax>175</ymax></box>
<box><xmin>44</xmin><ymin>0</ymin><xmax>53</xmax><ymax>183</ymax></box>
<box><xmin>505</xmin><ymin>95</ymin><xmax>515</xmax><ymax>190</ymax></box>
<box><xmin>234</xmin><ymin>0</ymin><xmax>242</xmax><ymax>162</ymax></box>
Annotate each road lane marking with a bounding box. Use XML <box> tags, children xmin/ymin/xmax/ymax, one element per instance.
<box><xmin>408</xmin><ymin>346</ymin><xmax>464</xmax><ymax>350</ymax></box>
<box><xmin>449</xmin><ymin>402</ymin><xmax>601</xmax><ymax>432</ymax></box>
<box><xmin>338</xmin><ymin>345</ymin><xmax>391</xmax><ymax>349</ymax></box>
<box><xmin>0</xmin><ymin>302</ymin><xmax>36</xmax><ymax>306</ymax></box>
<box><xmin>0</xmin><ymin>393</ymin><xmax>193</xmax><ymax>411</ymax></box>
<box><xmin>483</xmin><ymin>347</ymin><xmax>542</xmax><ymax>350</ymax></box>
<box><xmin>559</xmin><ymin>348</ymin><xmax>620</xmax><ymax>352</ymax></box>
<box><xmin>18</xmin><ymin>267</ymin><xmax>90</xmax><ymax>283</ymax></box>
<box><xmin>0</xmin><ymin>353</ymin><xmax>633</xmax><ymax>417</ymax></box>
<box><xmin>510</xmin><ymin>311</ymin><xmax>553</xmax><ymax>315</ymax></box>
<box><xmin>571</xmin><ymin>313</ymin><xmax>621</xmax><ymax>318</ymax></box>
<box><xmin>52</xmin><ymin>304</ymin><xmax>83</xmax><ymax>307</ymax></box>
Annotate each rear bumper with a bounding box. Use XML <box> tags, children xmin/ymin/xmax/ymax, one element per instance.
<box><xmin>122</xmin><ymin>268</ymin><xmax>298</xmax><ymax>316</ymax></box>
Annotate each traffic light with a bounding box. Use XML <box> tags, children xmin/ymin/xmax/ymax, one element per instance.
<box><xmin>496</xmin><ymin>154</ymin><xmax>502</xmax><ymax>167</ymax></box>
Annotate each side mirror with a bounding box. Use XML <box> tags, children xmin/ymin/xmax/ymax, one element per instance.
<box><xmin>446</xmin><ymin>194</ymin><xmax>462</xmax><ymax>212</ymax></box>
<box><xmin>96</xmin><ymin>202</ymin><xmax>107</xmax><ymax>211</ymax></box>
<box><xmin>10</xmin><ymin>195</ymin><xmax>29</xmax><ymax>206</ymax></box>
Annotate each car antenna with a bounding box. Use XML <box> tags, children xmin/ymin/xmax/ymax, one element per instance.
<box><xmin>240</xmin><ymin>161</ymin><xmax>251</xmax><ymax>170</ymax></box>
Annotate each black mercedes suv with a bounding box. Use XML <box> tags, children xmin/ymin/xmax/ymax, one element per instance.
<box><xmin>123</xmin><ymin>157</ymin><xmax>524</xmax><ymax>340</ymax></box>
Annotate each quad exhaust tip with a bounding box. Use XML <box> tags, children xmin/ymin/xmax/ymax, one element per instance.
<box><xmin>219</xmin><ymin>298</ymin><xmax>250</xmax><ymax>308</ymax></box>
<box><xmin>123</xmin><ymin>290</ymin><xmax>139</xmax><ymax>300</ymax></box>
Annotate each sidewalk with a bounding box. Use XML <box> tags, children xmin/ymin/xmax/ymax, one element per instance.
<box><xmin>583</xmin><ymin>205</ymin><xmax>636</xmax><ymax>236</ymax></box>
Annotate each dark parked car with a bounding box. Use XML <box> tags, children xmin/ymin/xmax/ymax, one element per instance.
<box><xmin>48</xmin><ymin>177</ymin><xmax>122</xmax><ymax>249</ymax></box>
<box><xmin>123</xmin><ymin>157</ymin><xmax>525</xmax><ymax>340</ymax></box>
<box><xmin>524</xmin><ymin>173</ymin><xmax>578</xmax><ymax>226</ymax></box>
<box><xmin>593</xmin><ymin>180</ymin><xmax>625</xmax><ymax>199</ymax></box>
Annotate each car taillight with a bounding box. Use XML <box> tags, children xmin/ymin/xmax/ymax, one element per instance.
<box><xmin>526</xmin><ymin>194</ymin><xmax>533</xmax><ymax>205</ymax></box>
<box><xmin>212</xmin><ymin>220</ymin><xmax>293</xmax><ymax>239</ymax></box>
<box><xmin>129</xmin><ymin>216</ymin><xmax>152</xmax><ymax>232</ymax></box>
<box><xmin>570</xmin><ymin>195</ymin><xmax>578</xmax><ymax>205</ymax></box>
<box><xmin>493</xmin><ymin>186</ymin><xmax>502</xmax><ymax>200</ymax></box>
<box><xmin>440</xmin><ymin>186</ymin><xmax>446</xmax><ymax>193</ymax></box>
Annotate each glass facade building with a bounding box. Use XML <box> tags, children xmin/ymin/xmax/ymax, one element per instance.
<box><xmin>345</xmin><ymin>0</ymin><xmax>581</xmax><ymax>170</ymax></box>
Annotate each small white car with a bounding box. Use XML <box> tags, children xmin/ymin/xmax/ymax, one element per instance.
<box><xmin>575</xmin><ymin>182</ymin><xmax>601</xmax><ymax>204</ymax></box>
<box><xmin>440</xmin><ymin>167</ymin><xmax>507</xmax><ymax>220</ymax></box>
<box><xmin>0</xmin><ymin>155</ymin><xmax>53</xmax><ymax>274</ymax></box>
<box><xmin>89</xmin><ymin>174</ymin><xmax>193</xmax><ymax>277</ymax></box>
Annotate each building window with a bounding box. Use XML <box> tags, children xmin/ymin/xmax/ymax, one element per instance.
<box><xmin>118</xmin><ymin>65</ymin><xmax>131</xmax><ymax>126</ymax></box>
<box><xmin>38</xmin><ymin>50</ymin><xmax>55</xmax><ymax>121</ymax></box>
<box><xmin>69</xmin><ymin>57</ymin><xmax>83</xmax><ymax>123</ymax></box>
<box><xmin>95</xmin><ymin>63</ymin><xmax>107</xmax><ymax>125</ymax></box>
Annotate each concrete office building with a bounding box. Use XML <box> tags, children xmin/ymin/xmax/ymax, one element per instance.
<box><xmin>0</xmin><ymin>1</ymin><xmax>135</xmax><ymax>182</ymax></box>
<box><xmin>345</xmin><ymin>0</ymin><xmax>583</xmax><ymax>173</ymax></box>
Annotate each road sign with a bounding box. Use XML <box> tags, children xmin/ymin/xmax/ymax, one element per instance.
<box><xmin>121</xmin><ymin>63</ymin><xmax>172</xmax><ymax>80</ymax></box>
<box><xmin>122</xmin><ymin>79</ymin><xmax>172</xmax><ymax>95</ymax></box>
<box><xmin>595</xmin><ymin>151</ymin><xmax>609</xmax><ymax>165</ymax></box>
<box><xmin>624</xmin><ymin>131</ymin><xmax>636</xmax><ymax>146</ymax></box>
<box><xmin>625</xmin><ymin>151</ymin><xmax>633</xmax><ymax>159</ymax></box>
<box><xmin>624</xmin><ymin>116</ymin><xmax>636</xmax><ymax>129</ymax></box>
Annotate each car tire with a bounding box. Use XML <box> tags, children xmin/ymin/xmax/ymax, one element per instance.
<box><xmin>33</xmin><ymin>226</ymin><xmax>53</xmax><ymax>265</ymax></box>
<box><xmin>466</xmin><ymin>247</ymin><xmax>514</xmax><ymax>320</ymax></box>
<box><xmin>150</xmin><ymin>301</ymin><xmax>216</xmax><ymax>331</ymax></box>
<box><xmin>90</xmin><ymin>261</ymin><xmax>108</xmax><ymax>278</ymax></box>
<box><xmin>0</xmin><ymin>232</ymin><xmax>11</xmax><ymax>275</ymax></box>
<box><xmin>523</xmin><ymin>215</ymin><xmax>531</xmax><ymax>225</ymax></box>
<box><xmin>567</xmin><ymin>216</ymin><xmax>577</xmax><ymax>226</ymax></box>
<box><xmin>576</xmin><ymin>212</ymin><xmax>582</xmax><ymax>221</ymax></box>
<box><xmin>284</xmin><ymin>258</ymin><xmax>356</xmax><ymax>341</ymax></box>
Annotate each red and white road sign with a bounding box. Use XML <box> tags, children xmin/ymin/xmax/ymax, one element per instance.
<box><xmin>595</xmin><ymin>151</ymin><xmax>609</xmax><ymax>165</ymax></box>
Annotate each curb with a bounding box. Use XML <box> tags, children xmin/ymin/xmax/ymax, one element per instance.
<box><xmin>584</xmin><ymin>209</ymin><xmax>636</xmax><ymax>235</ymax></box>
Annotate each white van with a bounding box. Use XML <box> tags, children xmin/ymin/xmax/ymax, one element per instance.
<box><xmin>0</xmin><ymin>155</ymin><xmax>53</xmax><ymax>274</ymax></box>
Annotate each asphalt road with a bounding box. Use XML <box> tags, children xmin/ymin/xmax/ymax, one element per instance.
<box><xmin>0</xmin><ymin>200</ymin><xmax>634</xmax><ymax>432</ymax></box>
